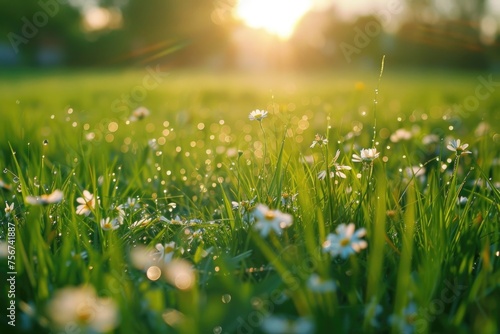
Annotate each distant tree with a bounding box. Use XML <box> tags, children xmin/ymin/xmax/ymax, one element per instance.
<box><xmin>396</xmin><ymin>0</ymin><xmax>491</xmax><ymax>69</ymax></box>
<box><xmin>0</xmin><ymin>0</ymin><xmax>83</xmax><ymax>65</ymax></box>
<box><xmin>292</xmin><ymin>9</ymin><xmax>386</xmax><ymax>69</ymax></box>
<box><xmin>121</xmin><ymin>0</ymin><xmax>233</xmax><ymax>67</ymax></box>
<box><xmin>404</xmin><ymin>0</ymin><xmax>486</xmax><ymax>21</ymax></box>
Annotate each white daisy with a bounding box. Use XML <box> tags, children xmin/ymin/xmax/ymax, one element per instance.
<box><xmin>252</xmin><ymin>204</ymin><xmax>293</xmax><ymax>237</ymax></box>
<box><xmin>129</xmin><ymin>106</ymin><xmax>150</xmax><ymax>121</ymax></box>
<box><xmin>76</xmin><ymin>190</ymin><xmax>98</xmax><ymax>216</ymax></box>
<box><xmin>4</xmin><ymin>202</ymin><xmax>14</xmax><ymax>217</ymax></box>
<box><xmin>47</xmin><ymin>285</ymin><xmax>118</xmax><ymax>333</ymax></box>
<box><xmin>249</xmin><ymin>109</ymin><xmax>268</xmax><ymax>121</ymax></box>
<box><xmin>154</xmin><ymin>241</ymin><xmax>176</xmax><ymax>264</ymax></box>
<box><xmin>26</xmin><ymin>189</ymin><xmax>64</xmax><ymax>205</ymax></box>
<box><xmin>318</xmin><ymin>150</ymin><xmax>352</xmax><ymax>179</ymax></box>
<box><xmin>447</xmin><ymin>139</ymin><xmax>471</xmax><ymax>156</ymax></box>
<box><xmin>310</xmin><ymin>134</ymin><xmax>328</xmax><ymax>148</ymax></box>
<box><xmin>352</xmin><ymin>148</ymin><xmax>380</xmax><ymax>163</ymax></box>
<box><xmin>100</xmin><ymin>217</ymin><xmax>120</xmax><ymax>231</ymax></box>
<box><xmin>322</xmin><ymin>223</ymin><xmax>367</xmax><ymax>259</ymax></box>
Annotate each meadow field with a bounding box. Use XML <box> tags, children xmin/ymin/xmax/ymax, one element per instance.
<box><xmin>0</xmin><ymin>67</ymin><xmax>499</xmax><ymax>333</ymax></box>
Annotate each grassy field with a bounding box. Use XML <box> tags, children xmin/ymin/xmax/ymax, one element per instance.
<box><xmin>0</xmin><ymin>67</ymin><xmax>499</xmax><ymax>334</ymax></box>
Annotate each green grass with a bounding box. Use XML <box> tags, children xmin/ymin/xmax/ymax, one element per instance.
<box><xmin>0</xmin><ymin>68</ymin><xmax>499</xmax><ymax>334</ymax></box>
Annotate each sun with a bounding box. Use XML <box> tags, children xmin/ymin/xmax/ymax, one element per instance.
<box><xmin>234</xmin><ymin>0</ymin><xmax>313</xmax><ymax>39</ymax></box>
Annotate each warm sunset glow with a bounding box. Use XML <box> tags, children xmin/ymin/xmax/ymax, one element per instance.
<box><xmin>234</xmin><ymin>0</ymin><xmax>313</xmax><ymax>39</ymax></box>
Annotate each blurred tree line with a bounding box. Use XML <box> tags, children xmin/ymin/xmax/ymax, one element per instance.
<box><xmin>0</xmin><ymin>0</ymin><xmax>498</xmax><ymax>69</ymax></box>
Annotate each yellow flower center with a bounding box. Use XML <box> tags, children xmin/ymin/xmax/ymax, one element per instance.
<box><xmin>340</xmin><ymin>238</ymin><xmax>350</xmax><ymax>247</ymax></box>
<box><xmin>264</xmin><ymin>211</ymin><xmax>275</xmax><ymax>220</ymax></box>
<box><xmin>76</xmin><ymin>305</ymin><xmax>93</xmax><ymax>324</ymax></box>
<box><xmin>406</xmin><ymin>313</ymin><xmax>417</xmax><ymax>324</ymax></box>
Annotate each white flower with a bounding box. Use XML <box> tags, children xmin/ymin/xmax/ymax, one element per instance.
<box><xmin>322</xmin><ymin>223</ymin><xmax>367</xmax><ymax>259</ymax></box>
<box><xmin>352</xmin><ymin>148</ymin><xmax>380</xmax><ymax>163</ymax></box>
<box><xmin>280</xmin><ymin>192</ymin><xmax>298</xmax><ymax>207</ymax></box>
<box><xmin>100</xmin><ymin>217</ymin><xmax>120</xmax><ymax>231</ymax></box>
<box><xmin>4</xmin><ymin>202</ymin><xmax>14</xmax><ymax>217</ymax></box>
<box><xmin>307</xmin><ymin>273</ymin><xmax>336</xmax><ymax>293</ymax></box>
<box><xmin>318</xmin><ymin>150</ymin><xmax>352</xmax><ymax>180</ymax></box>
<box><xmin>390</xmin><ymin>128</ymin><xmax>412</xmax><ymax>142</ymax></box>
<box><xmin>25</xmin><ymin>189</ymin><xmax>64</xmax><ymax>205</ymax></box>
<box><xmin>167</xmin><ymin>202</ymin><xmax>177</xmax><ymax>211</ymax></box>
<box><xmin>154</xmin><ymin>241</ymin><xmax>176</xmax><ymax>264</ymax></box>
<box><xmin>310</xmin><ymin>134</ymin><xmax>328</xmax><ymax>148</ymax></box>
<box><xmin>163</xmin><ymin>259</ymin><xmax>195</xmax><ymax>290</ymax></box>
<box><xmin>317</xmin><ymin>170</ymin><xmax>329</xmax><ymax>180</ymax></box>
<box><xmin>148</xmin><ymin>139</ymin><xmax>159</xmax><ymax>150</ymax></box>
<box><xmin>249</xmin><ymin>109</ymin><xmax>268</xmax><ymax>121</ymax></box>
<box><xmin>110</xmin><ymin>204</ymin><xmax>125</xmax><ymax>224</ymax></box>
<box><xmin>389</xmin><ymin>302</ymin><xmax>418</xmax><ymax>334</ymax></box>
<box><xmin>404</xmin><ymin>166</ymin><xmax>426</xmax><ymax>179</ymax></box>
<box><xmin>129</xmin><ymin>106</ymin><xmax>150</xmax><ymax>121</ymax></box>
<box><xmin>457</xmin><ymin>196</ymin><xmax>468</xmax><ymax>206</ymax></box>
<box><xmin>76</xmin><ymin>190</ymin><xmax>98</xmax><ymax>216</ymax></box>
<box><xmin>447</xmin><ymin>139</ymin><xmax>471</xmax><ymax>156</ymax></box>
<box><xmin>85</xmin><ymin>132</ymin><xmax>95</xmax><ymax>141</ymax></box>
<box><xmin>160</xmin><ymin>215</ymin><xmax>185</xmax><ymax>225</ymax></box>
<box><xmin>475</xmin><ymin>122</ymin><xmax>490</xmax><ymax>137</ymax></box>
<box><xmin>261</xmin><ymin>316</ymin><xmax>314</xmax><ymax>334</ymax></box>
<box><xmin>46</xmin><ymin>285</ymin><xmax>118</xmax><ymax>333</ymax></box>
<box><xmin>365</xmin><ymin>298</ymin><xmax>384</xmax><ymax>328</ymax></box>
<box><xmin>232</xmin><ymin>199</ymin><xmax>255</xmax><ymax>215</ymax></box>
<box><xmin>124</xmin><ymin>197</ymin><xmax>139</xmax><ymax>209</ymax></box>
<box><xmin>186</xmin><ymin>228</ymin><xmax>204</xmax><ymax>244</ymax></box>
<box><xmin>299</xmin><ymin>155</ymin><xmax>315</xmax><ymax>165</ymax></box>
<box><xmin>130</xmin><ymin>245</ymin><xmax>157</xmax><ymax>271</ymax></box>
<box><xmin>0</xmin><ymin>179</ymin><xmax>11</xmax><ymax>191</ymax></box>
<box><xmin>252</xmin><ymin>204</ymin><xmax>293</xmax><ymax>237</ymax></box>
<box><xmin>66</xmin><ymin>250</ymin><xmax>88</xmax><ymax>266</ymax></box>
<box><xmin>422</xmin><ymin>134</ymin><xmax>439</xmax><ymax>146</ymax></box>
<box><xmin>130</xmin><ymin>217</ymin><xmax>152</xmax><ymax>228</ymax></box>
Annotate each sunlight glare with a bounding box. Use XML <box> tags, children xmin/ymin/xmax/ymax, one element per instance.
<box><xmin>234</xmin><ymin>0</ymin><xmax>313</xmax><ymax>39</ymax></box>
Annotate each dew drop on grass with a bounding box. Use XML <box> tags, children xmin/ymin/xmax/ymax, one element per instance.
<box><xmin>213</xmin><ymin>326</ymin><xmax>222</xmax><ymax>334</ymax></box>
<box><xmin>221</xmin><ymin>294</ymin><xmax>231</xmax><ymax>303</ymax></box>
<box><xmin>13</xmin><ymin>177</ymin><xmax>19</xmax><ymax>183</ymax></box>
<box><xmin>3</xmin><ymin>169</ymin><xmax>7</xmax><ymax>173</ymax></box>
<box><xmin>43</xmin><ymin>139</ymin><xmax>49</xmax><ymax>146</ymax></box>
